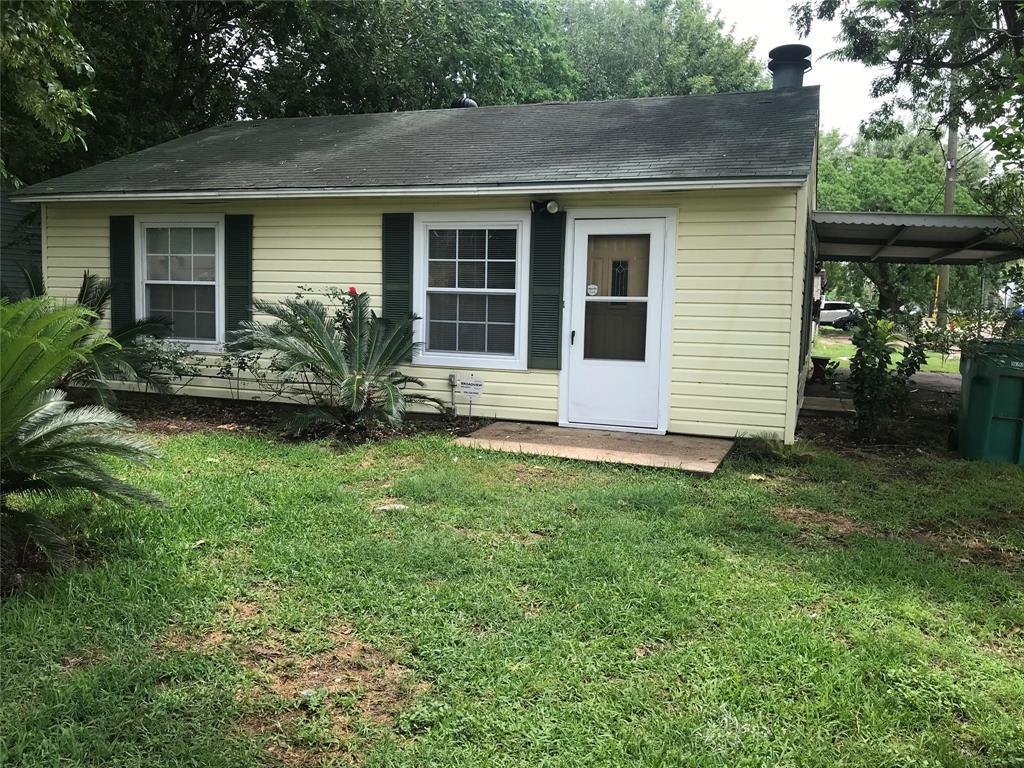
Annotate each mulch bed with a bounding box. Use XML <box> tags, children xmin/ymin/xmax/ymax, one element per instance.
<box><xmin>798</xmin><ymin>379</ymin><xmax>960</xmax><ymax>457</ymax></box>
<box><xmin>94</xmin><ymin>391</ymin><xmax>482</xmax><ymax>444</ymax></box>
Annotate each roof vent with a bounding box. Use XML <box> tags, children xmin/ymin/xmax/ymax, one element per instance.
<box><xmin>768</xmin><ymin>44</ymin><xmax>811</xmax><ymax>89</ymax></box>
<box><xmin>450</xmin><ymin>95</ymin><xmax>478</xmax><ymax>109</ymax></box>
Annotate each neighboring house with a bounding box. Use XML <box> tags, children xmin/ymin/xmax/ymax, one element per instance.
<box><xmin>1</xmin><ymin>192</ymin><xmax>42</xmax><ymax>298</ymax></box>
<box><xmin>15</xmin><ymin>48</ymin><xmax>821</xmax><ymax>443</ymax></box>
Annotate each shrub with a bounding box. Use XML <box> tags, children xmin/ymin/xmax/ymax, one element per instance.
<box><xmin>63</xmin><ymin>271</ymin><xmax>202</xmax><ymax>399</ymax></box>
<box><xmin>0</xmin><ymin>298</ymin><xmax>157</xmax><ymax>570</ymax></box>
<box><xmin>229</xmin><ymin>288</ymin><xmax>445</xmax><ymax>432</ymax></box>
<box><xmin>848</xmin><ymin>316</ymin><xmax>928</xmax><ymax>433</ymax></box>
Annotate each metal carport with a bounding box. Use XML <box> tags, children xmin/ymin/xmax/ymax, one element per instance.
<box><xmin>812</xmin><ymin>211</ymin><xmax>1022</xmax><ymax>265</ymax></box>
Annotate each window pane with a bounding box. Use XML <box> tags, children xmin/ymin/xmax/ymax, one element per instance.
<box><xmin>487</xmin><ymin>324</ymin><xmax>515</xmax><ymax>354</ymax></box>
<box><xmin>585</xmin><ymin>234</ymin><xmax>650</xmax><ymax>298</ymax></box>
<box><xmin>146</xmin><ymin>284</ymin><xmax>172</xmax><ymax>314</ymax></box>
<box><xmin>194</xmin><ymin>312</ymin><xmax>216</xmax><ymax>340</ymax></box>
<box><xmin>584</xmin><ymin>302</ymin><xmax>646</xmax><ymax>361</ymax></box>
<box><xmin>146</xmin><ymin>227</ymin><xmax>169</xmax><ymax>254</ymax></box>
<box><xmin>488</xmin><ymin>295</ymin><xmax>515</xmax><ymax>323</ymax></box>
<box><xmin>458</xmin><ymin>229</ymin><xmax>486</xmax><ymax>260</ymax></box>
<box><xmin>195</xmin><ymin>285</ymin><xmax>215</xmax><ymax>312</ymax></box>
<box><xmin>428</xmin><ymin>261</ymin><xmax>456</xmax><ymax>288</ymax></box>
<box><xmin>429</xmin><ymin>230</ymin><xmax>456</xmax><ymax>260</ymax></box>
<box><xmin>192</xmin><ymin>227</ymin><xmax>215</xmax><ymax>254</ymax></box>
<box><xmin>172</xmin><ymin>285</ymin><xmax>196</xmax><ymax>311</ymax></box>
<box><xmin>169</xmin><ymin>227</ymin><xmax>192</xmax><ymax>254</ymax></box>
<box><xmin>193</xmin><ymin>255</ymin><xmax>215</xmax><ymax>281</ymax></box>
<box><xmin>457</xmin><ymin>261</ymin><xmax>484</xmax><ymax>288</ymax></box>
<box><xmin>429</xmin><ymin>293</ymin><xmax>457</xmax><ymax>321</ymax></box>
<box><xmin>458</xmin><ymin>323</ymin><xmax>485</xmax><ymax>352</ymax></box>
<box><xmin>429</xmin><ymin>321</ymin><xmax>457</xmax><ymax>351</ymax></box>
<box><xmin>487</xmin><ymin>229</ymin><xmax>516</xmax><ymax>260</ymax></box>
<box><xmin>458</xmin><ymin>294</ymin><xmax>486</xmax><ymax>322</ymax></box>
<box><xmin>170</xmin><ymin>254</ymin><xmax>192</xmax><ymax>281</ymax></box>
<box><xmin>146</xmin><ymin>253</ymin><xmax>169</xmax><ymax>281</ymax></box>
<box><xmin>487</xmin><ymin>261</ymin><xmax>515</xmax><ymax>289</ymax></box>
<box><xmin>172</xmin><ymin>311</ymin><xmax>196</xmax><ymax>339</ymax></box>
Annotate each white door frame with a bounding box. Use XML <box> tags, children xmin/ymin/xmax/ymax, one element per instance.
<box><xmin>557</xmin><ymin>207</ymin><xmax>677</xmax><ymax>434</ymax></box>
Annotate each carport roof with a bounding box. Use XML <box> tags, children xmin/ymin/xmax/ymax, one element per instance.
<box><xmin>813</xmin><ymin>211</ymin><xmax>1022</xmax><ymax>265</ymax></box>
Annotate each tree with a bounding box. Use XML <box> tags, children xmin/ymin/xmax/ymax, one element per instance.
<box><xmin>557</xmin><ymin>0</ymin><xmax>767</xmax><ymax>101</ymax></box>
<box><xmin>244</xmin><ymin>0</ymin><xmax>577</xmax><ymax>117</ymax></box>
<box><xmin>28</xmin><ymin>0</ymin><xmax>289</xmax><ymax>186</ymax></box>
<box><xmin>792</xmin><ymin>0</ymin><xmax>1022</xmax><ymax>141</ymax></box>
<box><xmin>8</xmin><ymin>0</ymin><xmax>770</xmax><ymax>186</ymax></box>
<box><xmin>0</xmin><ymin>0</ymin><xmax>94</xmax><ymax>188</ymax></box>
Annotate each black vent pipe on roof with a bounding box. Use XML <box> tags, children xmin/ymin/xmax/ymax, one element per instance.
<box><xmin>451</xmin><ymin>95</ymin><xmax>478</xmax><ymax>108</ymax></box>
<box><xmin>768</xmin><ymin>44</ymin><xmax>811</xmax><ymax>89</ymax></box>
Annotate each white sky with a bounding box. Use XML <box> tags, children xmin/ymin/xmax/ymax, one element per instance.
<box><xmin>712</xmin><ymin>0</ymin><xmax>884</xmax><ymax>137</ymax></box>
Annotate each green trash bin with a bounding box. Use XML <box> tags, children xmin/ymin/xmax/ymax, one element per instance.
<box><xmin>958</xmin><ymin>340</ymin><xmax>1024</xmax><ymax>464</ymax></box>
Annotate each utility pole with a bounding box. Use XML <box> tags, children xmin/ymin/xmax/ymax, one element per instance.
<box><xmin>936</xmin><ymin>79</ymin><xmax>959</xmax><ymax>328</ymax></box>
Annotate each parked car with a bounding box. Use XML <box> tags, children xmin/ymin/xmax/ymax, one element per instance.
<box><xmin>819</xmin><ymin>301</ymin><xmax>858</xmax><ymax>329</ymax></box>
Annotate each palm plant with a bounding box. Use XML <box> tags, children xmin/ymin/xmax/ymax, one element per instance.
<box><xmin>64</xmin><ymin>271</ymin><xmax>199</xmax><ymax>400</ymax></box>
<box><xmin>1</xmin><ymin>298</ymin><xmax>157</xmax><ymax>569</ymax></box>
<box><xmin>231</xmin><ymin>291</ymin><xmax>445</xmax><ymax>432</ymax></box>
<box><xmin>19</xmin><ymin>270</ymin><xmax>198</xmax><ymax>401</ymax></box>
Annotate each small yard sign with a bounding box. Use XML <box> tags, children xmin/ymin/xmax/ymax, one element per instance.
<box><xmin>457</xmin><ymin>375</ymin><xmax>484</xmax><ymax>401</ymax></box>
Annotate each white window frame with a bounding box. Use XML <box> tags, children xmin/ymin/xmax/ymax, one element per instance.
<box><xmin>412</xmin><ymin>210</ymin><xmax>530</xmax><ymax>371</ymax></box>
<box><xmin>134</xmin><ymin>214</ymin><xmax>226</xmax><ymax>351</ymax></box>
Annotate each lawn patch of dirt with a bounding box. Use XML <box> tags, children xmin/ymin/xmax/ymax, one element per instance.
<box><xmin>511</xmin><ymin>463</ymin><xmax>557</xmax><ymax>484</ymax></box>
<box><xmin>909</xmin><ymin>530</ymin><xmax>1023</xmax><ymax>571</ymax></box>
<box><xmin>453</xmin><ymin>526</ymin><xmax>548</xmax><ymax>546</ymax></box>
<box><xmin>60</xmin><ymin>649</ymin><xmax>106</xmax><ymax>671</ymax></box>
<box><xmin>156</xmin><ymin>590</ymin><xmax>425</xmax><ymax>764</ymax></box>
<box><xmin>772</xmin><ymin>507</ymin><xmax>1022</xmax><ymax>570</ymax></box>
<box><xmin>773</xmin><ymin>506</ymin><xmax>873</xmax><ymax>538</ymax></box>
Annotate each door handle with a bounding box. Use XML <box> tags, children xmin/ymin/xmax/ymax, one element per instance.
<box><xmin>571</xmin><ymin>330</ymin><xmax>576</xmax><ymax>345</ymax></box>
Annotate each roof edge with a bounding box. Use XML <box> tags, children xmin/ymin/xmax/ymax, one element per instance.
<box><xmin>812</xmin><ymin>210</ymin><xmax>1011</xmax><ymax>230</ymax></box>
<box><xmin>15</xmin><ymin>176</ymin><xmax>807</xmax><ymax>203</ymax></box>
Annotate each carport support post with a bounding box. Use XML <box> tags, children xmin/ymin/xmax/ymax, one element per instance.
<box><xmin>936</xmin><ymin>78</ymin><xmax>959</xmax><ymax>328</ymax></box>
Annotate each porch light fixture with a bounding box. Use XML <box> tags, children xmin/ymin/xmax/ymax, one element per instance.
<box><xmin>530</xmin><ymin>199</ymin><xmax>559</xmax><ymax>215</ymax></box>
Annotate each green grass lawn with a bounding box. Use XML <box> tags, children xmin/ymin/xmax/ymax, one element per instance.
<box><xmin>812</xmin><ymin>332</ymin><xmax>961</xmax><ymax>374</ymax></box>
<box><xmin>2</xmin><ymin>432</ymin><xmax>1022</xmax><ymax>767</ymax></box>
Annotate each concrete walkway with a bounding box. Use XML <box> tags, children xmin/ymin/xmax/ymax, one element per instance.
<box><xmin>912</xmin><ymin>371</ymin><xmax>961</xmax><ymax>394</ymax></box>
<box><xmin>454</xmin><ymin>421</ymin><xmax>733</xmax><ymax>474</ymax></box>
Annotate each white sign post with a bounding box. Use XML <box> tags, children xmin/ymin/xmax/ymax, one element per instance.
<box><xmin>457</xmin><ymin>375</ymin><xmax>484</xmax><ymax>417</ymax></box>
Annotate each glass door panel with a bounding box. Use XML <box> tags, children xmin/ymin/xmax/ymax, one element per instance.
<box><xmin>583</xmin><ymin>234</ymin><xmax>650</xmax><ymax>361</ymax></box>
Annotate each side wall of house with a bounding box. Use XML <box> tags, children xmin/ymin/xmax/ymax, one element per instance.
<box><xmin>42</xmin><ymin>186</ymin><xmax>804</xmax><ymax>440</ymax></box>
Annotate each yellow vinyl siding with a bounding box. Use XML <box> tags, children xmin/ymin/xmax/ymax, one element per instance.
<box><xmin>42</xmin><ymin>187</ymin><xmax>807</xmax><ymax>437</ymax></box>
<box><xmin>669</xmin><ymin>187</ymin><xmax>799</xmax><ymax>441</ymax></box>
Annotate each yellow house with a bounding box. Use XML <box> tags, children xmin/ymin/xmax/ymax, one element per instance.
<box><xmin>15</xmin><ymin>51</ymin><xmax>821</xmax><ymax>443</ymax></box>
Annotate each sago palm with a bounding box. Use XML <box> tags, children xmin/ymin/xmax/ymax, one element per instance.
<box><xmin>232</xmin><ymin>292</ymin><xmax>445</xmax><ymax>431</ymax></box>
<box><xmin>1</xmin><ymin>298</ymin><xmax>157</xmax><ymax>567</ymax></box>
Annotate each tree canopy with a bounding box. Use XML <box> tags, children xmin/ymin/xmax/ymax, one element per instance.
<box><xmin>557</xmin><ymin>0</ymin><xmax>766</xmax><ymax>101</ymax></box>
<box><xmin>792</xmin><ymin>0</ymin><xmax>1023</xmax><ymax>160</ymax></box>
<box><xmin>0</xmin><ymin>0</ymin><xmax>766</xmax><ymax>188</ymax></box>
<box><xmin>0</xmin><ymin>0</ymin><xmax>94</xmax><ymax>187</ymax></box>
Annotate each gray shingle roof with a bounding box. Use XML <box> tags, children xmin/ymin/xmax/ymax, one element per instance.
<box><xmin>17</xmin><ymin>87</ymin><xmax>819</xmax><ymax>199</ymax></box>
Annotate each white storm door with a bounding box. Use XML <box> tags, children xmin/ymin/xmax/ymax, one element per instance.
<box><xmin>566</xmin><ymin>218</ymin><xmax>666</xmax><ymax>429</ymax></box>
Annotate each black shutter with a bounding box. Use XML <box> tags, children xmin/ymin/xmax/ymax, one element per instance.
<box><xmin>109</xmin><ymin>216</ymin><xmax>134</xmax><ymax>332</ymax></box>
<box><xmin>528</xmin><ymin>210</ymin><xmax>566</xmax><ymax>369</ymax></box>
<box><xmin>224</xmin><ymin>214</ymin><xmax>253</xmax><ymax>334</ymax></box>
<box><xmin>382</xmin><ymin>213</ymin><xmax>413</xmax><ymax>319</ymax></box>
<box><xmin>382</xmin><ymin>213</ymin><xmax>414</xmax><ymax>361</ymax></box>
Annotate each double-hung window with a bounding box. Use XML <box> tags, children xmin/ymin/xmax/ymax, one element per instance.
<box><xmin>137</xmin><ymin>218</ymin><xmax>224</xmax><ymax>346</ymax></box>
<box><xmin>413</xmin><ymin>212</ymin><xmax>530</xmax><ymax>370</ymax></box>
